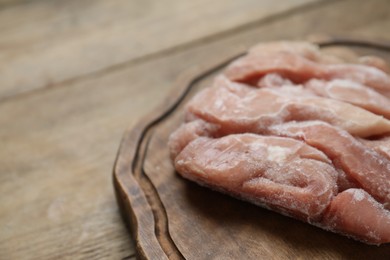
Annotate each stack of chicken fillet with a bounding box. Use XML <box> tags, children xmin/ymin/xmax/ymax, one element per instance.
<box><xmin>169</xmin><ymin>41</ymin><xmax>390</xmax><ymax>245</ymax></box>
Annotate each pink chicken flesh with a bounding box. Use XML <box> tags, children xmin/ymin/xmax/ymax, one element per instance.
<box><xmin>186</xmin><ymin>76</ymin><xmax>390</xmax><ymax>137</ymax></box>
<box><xmin>323</xmin><ymin>189</ymin><xmax>390</xmax><ymax>244</ymax></box>
<box><xmin>175</xmin><ymin>134</ymin><xmax>337</xmax><ymax>221</ymax></box>
<box><xmin>169</xmin><ymin>41</ymin><xmax>390</xmax><ymax>245</ymax></box>
<box><xmin>225</xmin><ymin>51</ymin><xmax>390</xmax><ymax>98</ymax></box>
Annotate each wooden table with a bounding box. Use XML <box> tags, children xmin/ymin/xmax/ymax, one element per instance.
<box><xmin>1</xmin><ymin>0</ymin><xmax>389</xmax><ymax>259</ymax></box>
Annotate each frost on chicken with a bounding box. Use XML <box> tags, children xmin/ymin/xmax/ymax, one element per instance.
<box><xmin>169</xmin><ymin>41</ymin><xmax>390</xmax><ymax>245</ymax></box>
<box><xmin>322</xmin><ymin>189</ymin><xmax>390</xmax><ymax>244</ymax></box>
<box><xmin>175</xmin><ymin>134</ymin><xmax>337</xmax><ymax>221</ymax></box>
<box><xmin>304</xmin><ymin>79</ymin><xmax>390</xmax><ymax>118</ymax></box>
<box><xmin>186</xmin><ymin>76</ymin><xmax>390</xmax><ymax>137</ymax></box>
<box><xmin>268</xmin><ymin>121</ymin><xmax>390</xmax><ymax>208</ymax></box>
<box><xmin>225</xmin><ymin>49</ymin><xmax>390</xmax><ymax>98</ymax></box>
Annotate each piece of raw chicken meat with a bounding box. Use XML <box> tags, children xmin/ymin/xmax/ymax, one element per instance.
<box><xmin>323</xmin><ymin>189</ymin><xmax>390</xmax><ymax>245</ymax></box>
<box><xmin>304</xmin><ymin>79</ymin><xmax>390</xmax><ymax>118</ymax></box>
<box><xmin>169</xmin><ymin>41</ymin><xmax>390</xmax><ymax>245</ymax></box>
<box><xmin>225</xmin><ymin>50</ymin><xmax>390</xmax><ymax>98</ymax></box>
<box><xmin>257</xmin><ymin>74</ymin><xmax>390</xmax><ymax>118</ymax></box>
<box><xmin>186</xmin><ymin>76</ymin><xmax>390</xmax><ymax>137</ymax></box>
<box><xmin>268</xmin><ymin>121</ymin><xmax>390</xmax><ymax>209</ymax></box>
<box><xmin>359</xmin><ymin>135</ymin><xmax>390</xmax><ymax>160</ymax></box>
<box><xmin>175</xmin><ymin>134</ymin><xmax>338</xmax><ymax>221</ymax></box>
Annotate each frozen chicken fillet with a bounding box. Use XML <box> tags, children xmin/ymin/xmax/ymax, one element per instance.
<box><xmin>304</xmin><ymin>79</ymin><xmax>390</xmax><ymax>118</ymax></box>
<box><xmin>359</xmin><ymin>135</ymin><xmax>390</xmax><ymax>160</ymax></box>
<box><xmin>225</xmin><ymin>51</ymin><xmax>390</xmax><ymax>98</ymax></box>
<box><xmin>323</xmin><ymin>189</ymin><xmax>390</xmax><ymax>244</ymax></box>
<box><xmin>175</xmin><ymin>134</ymin><xmax>337</xmax><ymax>221</ymax></box>
<box><xmin>268</xmin><ymin>121</ymin><xmax>390</xmax><ymax>209</ymax></box>
<box><xmin>256</xmin><ymin>74</ymin><xmax>390</xmax><ymax>118</ymax></box>
<box><xmin>257</xmin><ymin>74</ymin><xmax>390</xmax><ymax>119</ymax></box>
<box><xmin>168</xmin><ymin>119</ymin><xmax>220</xmax><ymax>160</ymax></box>
<box><xmin>186</xmin><ymin>76</ymin><xmax>390</xmax><ymax>137</ymax></box>
<box><xmin>169</xmin><ymin>41</ymin><xmax>390</xmax><ymax>245</ymax></box>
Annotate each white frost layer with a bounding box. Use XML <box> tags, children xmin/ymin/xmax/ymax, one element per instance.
<box><xmin>348</xmin><ymin>188</ymin><xmax>365</xmax><ymax>202</ymax></box>
<box><xmin>266</xmin><ymin>146</ymin><xmax>291</xmax><ymax>163</ymax></box>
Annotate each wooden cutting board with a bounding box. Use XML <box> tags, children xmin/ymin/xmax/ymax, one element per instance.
<box><xmin>113</xmin><ymin>37</ymin><xmax>390</xmax><ymax>260</ymax></box>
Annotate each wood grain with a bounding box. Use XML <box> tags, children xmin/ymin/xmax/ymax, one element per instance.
<box><xmin>1</xmin><ymin>0</ymin><xmax>390</xmax><ymax>259</ymax></box>
<box><xmin>0</xmin><ymin>0</ymin><xmax>318</xmax><ymax>100</ymax></box>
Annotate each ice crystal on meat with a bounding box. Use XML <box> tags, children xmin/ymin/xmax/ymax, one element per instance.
<box><xmin>169</xmin><ymin>41</ymin><xmax>390</xmax><ymax>245</ymax></box>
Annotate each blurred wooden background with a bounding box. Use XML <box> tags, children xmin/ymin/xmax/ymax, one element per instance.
<box><xmin>0</xmin><ymin>0</ymin><xmax>389</xmax><ymax>259</ymax></box>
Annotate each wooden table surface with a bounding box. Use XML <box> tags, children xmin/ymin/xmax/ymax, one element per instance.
<box><xmin>1</xmin><ymin>0</ymin><xmax>389</xmax><ymax>259</ymax></box>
